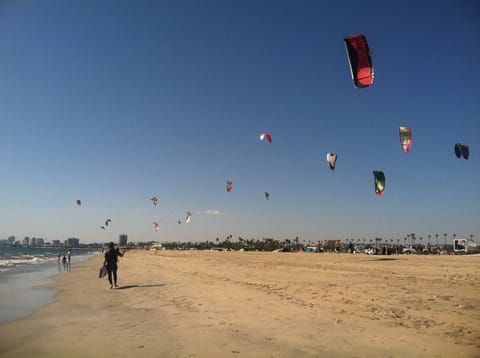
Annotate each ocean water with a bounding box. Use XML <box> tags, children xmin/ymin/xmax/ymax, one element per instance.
<box><xmin>0</xmin><ymin>246</ymin><xmax>99</xmax><ymax>324</ymax></box>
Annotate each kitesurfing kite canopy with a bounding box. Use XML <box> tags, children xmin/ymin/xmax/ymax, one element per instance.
<box><xmin>227</xmin><ymin>180</ymin><xmax>233</xmax><ymax>192</ymax></box>
<box><xmin>264</xmin><ymin>191</ymin><xmax>270</xmax><ymax>200</ymax></box>
<box><xmin>455</xmin><ymin>143</ymin><xmax>469</xmax><ymax>160</ymax></box>
<box><xmin>153</xmin><ymin>222</ymin><xmax>160</xmax><ymax>231</ymax></box>
<box><xmin>259</xmin><ymin>133</ymin><xmax>272</xmax><ymax>143</ymax></box>
<box><xmin>150</xmin><ymin>196</ymin><xmax>158</xmax><ymax>206</ymax></box>
<box><xmin>399</xmin><ymin>127</ymin><xmax>412</xmax><ymax>153</ymax></box>
<box><xmin>186</xmin><ymin>211</ymin><xmax>192</xmax><ymax>223</ymax></box>
<box><xmin>373</xmin><ymin>171</ymin><xmax>385</xmax><ymax>195</ymax></box>
<box><xmin>326</xmin><ymin>153</ymin><xmax>337</xmax><ymax>170</ymax></box>
<box><xmin>76</xmin><ymin>199</ymin><xmax>81</xmax><ymax>206</ymax></box>
<box><xmin>344</xmin><ymin>34</ymin><xmax>374</xmax><ymax>88</ymax></box>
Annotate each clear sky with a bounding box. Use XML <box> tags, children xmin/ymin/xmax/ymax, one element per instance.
<box><xmin>1</xmin><ymin>0</ymin><xmax>479</xmax><ymax>244</ymax></box>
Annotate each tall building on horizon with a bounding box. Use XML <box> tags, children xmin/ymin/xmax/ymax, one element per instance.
<box><xmin>119</xmin><ymin>234</ymin><xmax>128</xmax><ymax>246</ymax></box>
<box><xmin>66</xmin><ymin>238</ymin><xmax>80</xmax><ymax>247</ymax></box>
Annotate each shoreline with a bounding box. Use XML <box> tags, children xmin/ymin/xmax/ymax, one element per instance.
<box><xmin>1</xmin><ymin>251</ymin><xmax>479</xmax><ymax>357</ymax></box>
<box><xmin>0</xmin><ymin>253</ymin><xmax>98</xmax><ymax>324</ymax></box>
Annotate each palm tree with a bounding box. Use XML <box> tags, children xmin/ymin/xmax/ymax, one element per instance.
<box><xmin>428</xmin><ymin>235</ymin><xmax>431</xmax><ymax>246</ymax></box>
<box><xmin>443</xmin><ymin>233</ymin><xmax>447</xmax><ymax>249</ymax></box>
<box><xmin>435</xmin><ymin>234</ymin><xmax>439</xmax><ymax>247</ymax></box>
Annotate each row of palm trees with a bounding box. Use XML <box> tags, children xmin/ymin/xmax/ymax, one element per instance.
<box><xmin>345</xmin><ymin>233</ymin><xmax>475</xmax><ymax>248</ymax></box>
<box><xmin>138</xmin><ymin>233</ymin><xmax>474</xmax><ymax>252</ymax></box>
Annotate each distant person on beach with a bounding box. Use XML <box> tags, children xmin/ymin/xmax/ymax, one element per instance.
<box><xmin>57</xmin><ymin>252</ymin><xmax>62</xmax><ymax>262</ymax></box>
<box><xmin>348</xmin><ymin>241</ymin><xmax>354</xmax><ymax>253</ymax></box>
<box><xmin>103</xmin><ymin>242</ymin><xmax>124</xmax><ymax>289</ymax></box>
<box><xmin>66</xmin><ymin>249</ymin><xmax>72</xmax><ymax>271</ymax></box>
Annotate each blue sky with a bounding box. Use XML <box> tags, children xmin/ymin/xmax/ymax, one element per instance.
<box><xmin>1</xmin><ymin>0</ymin><xmax>479</xmax><ymax>244</ymax></box>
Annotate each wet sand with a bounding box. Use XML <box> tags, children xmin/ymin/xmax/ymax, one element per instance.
<box><xmin>0</xmin><ymin>250</ymin><xmax>479</xmax><ymax>357</ymax></box>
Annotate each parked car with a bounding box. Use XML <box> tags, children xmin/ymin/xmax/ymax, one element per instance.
<box><xmin>402</xmin><ymin>246</ymin><xmax>417</xmax><ymax>255</ymax></box>
<box><xmin>364</xmin><ymin>247</ymin><xmax>379</xmax><ymax>255</ymax></box>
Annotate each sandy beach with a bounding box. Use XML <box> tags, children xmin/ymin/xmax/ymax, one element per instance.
<box><xmin>0</xmin><ymin>250</ymin><xmax>479</xmax><ymax>358</ymax></box>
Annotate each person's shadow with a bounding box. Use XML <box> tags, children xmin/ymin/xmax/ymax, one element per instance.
<box><xmin>115</xmin><ymin>284</ymin><xmax>166</xmax><ymax>290</ymax></box>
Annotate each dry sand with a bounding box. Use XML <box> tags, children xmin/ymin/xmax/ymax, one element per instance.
<box><xmin>0</xmin><ymin>250</ymin><xmax>479</xmax><ymax>358</ymax></box>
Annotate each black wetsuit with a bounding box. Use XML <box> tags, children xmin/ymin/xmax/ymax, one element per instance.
<box><xmin>104</xmin><ymin>248</ymin><xmax>123</xmax><ymax>286</ymax></box>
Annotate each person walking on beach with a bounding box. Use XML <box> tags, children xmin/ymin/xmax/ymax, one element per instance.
<box><xmin>103</xmin><ymin>242</ymin><xmax>124</xmax><ymax>289</ymax></box>
<box><xmin>66</xmin><ymin>249</ymin><xmax>72</xmax><ymax>271</ymax></box>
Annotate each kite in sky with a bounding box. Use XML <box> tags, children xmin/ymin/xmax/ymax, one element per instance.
<box><xmin>326</xmin><ymin>153</ymin><xmax>337</xmax><ymax>170</ymax></box>
<box><xmin>454</xmin><ymin>143</ymin><xmax>469</xmax><ymax>159</ymax></box>
<box><xmin>344</xmin><ymin>34</ymin><xmax>374</xmax><ymax>88</ymax></box>
<box><xmin>186</xmin><ymin>211</ymin><xmax>192</xmax><ymax>223</ymax></box>
<box><xmin>105</xmin><ymin>219</ymin><xmax>111</xmax><ymax>226</ymax></box>
<box><xmin>151</xmin><ymin>196</ymin><xmax>158</xmax><ymax>206</ymax></box>
<box><xmin>100</xmin><ymin>226</ymin><xmax>105</xmax><ymax>230</ymax></box>
<box><xmin>264</xmin><ymin>192</ymin><xmax>270</xmax><ymax>200</ymax></box>
<box><xmin>76</xmin><ymin>199</ymin><xmax>81</xmax><ymax>206</ymax></box>
<box><xmin>153</xmin><ymin>222</ymin><xmax>160</xmax><ymax>231</ymax></box>
<box><xmin>373</xmin><ymin>171</ymin><xmax>385</xmax><ymax>195</ymax></box>
<box><xmin>399</xmin><ymin>127</ymin><xmax>412</xmax><ymax>153</ymax></box>
<box><xmin>227</xmin><ymin>180</ymin><xmax>233</xmax><ymax>192</ymax></box>
<box><xmin>260</xmin><ymin>133</ymin><xmax>272</xmax><ymax>143</ymax></box>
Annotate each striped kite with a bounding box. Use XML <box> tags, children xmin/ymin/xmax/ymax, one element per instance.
<box><xmin>259</xmin><ymin>133</ymin><xmax>272</xmax><ymax>143</ymax></box>
<box><xmin>373</xmin><ymin>171</ymin><xmax>385</xmax><ymax>195</ymax></box>
<box><xmin>326</xmin><ymin>153</ymin><xmax>337</xmax><ymax>171</ymax></box>
<box><xmin>399</xmin><ymin>127</ymin><xmax>412</xmax><ymax>153</ymax></box>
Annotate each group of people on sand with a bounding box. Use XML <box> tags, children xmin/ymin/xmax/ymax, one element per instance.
<box><xmin>57</xmin><ymin>249</ymin><xmax>72</xmax><ymax>271</ymax></box>
<box><xmin>56</xmin><ymin>242</ymin><xmax>125</xmax><ymax>289</ymax></box>
<box><xmin>55</xmin><ymin>243</ymin><xmax>126</xmax><ymax>289</ymax></box>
